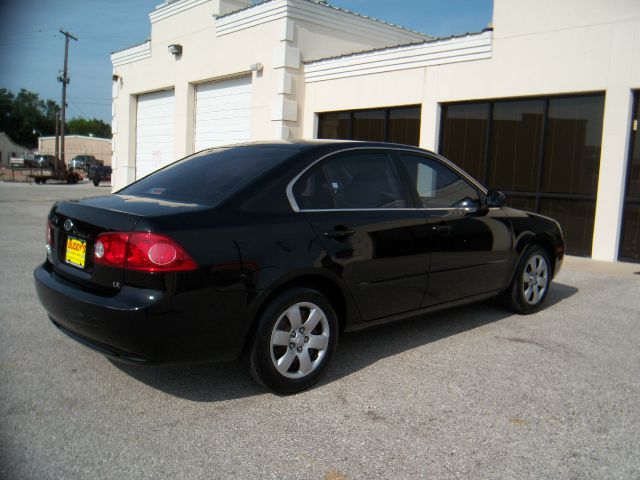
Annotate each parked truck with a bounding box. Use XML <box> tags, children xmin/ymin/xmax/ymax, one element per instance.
<box><xmin>28</xmin><ymin>156</ymin><xmax>82</xmax><ymax>184</ymax></box>
<box><xmin>87</xmin><ymin>164</ymin><xmax>112</xmax><ymax>186</ymax></box>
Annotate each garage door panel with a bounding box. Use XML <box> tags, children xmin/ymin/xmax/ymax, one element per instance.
<box><xmin>196</xmin><ymin>109</ymin><xmax>252</xmax><ymax>121</ymax></box>
<box><xmin>194</xmin><ymin>76</ymin><xmax>252</xmax><ymax>151</ymax></box>
<box><xmin>136</xmin><ymin>89</ymin><xmax>175</xmax><ymax>180</ymax></box>
<box><xmin>195</xmin><ymin>118</ymin><xmax>251</xmax><ymax>129</ymax></box>
<box><xmin>197</xmin><ymin>90</ymin><xmax>252</xmax><ymax>101</ymax></box>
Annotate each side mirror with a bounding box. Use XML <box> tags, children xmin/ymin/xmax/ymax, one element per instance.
<box><xmin>486</xmin><ymin>190</ymin><xmax>506</xmax><ymax>208</ymax></box>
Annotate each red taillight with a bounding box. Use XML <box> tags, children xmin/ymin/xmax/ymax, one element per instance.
<box><xmin>94</xmin><ymin>232</ymin><xmax>129</xmax><ymax>268</ymax></box>
<box><xmin>94</xmin><ymin>232</ymin><xmax>198</xmax><ymax>272</ymax></box>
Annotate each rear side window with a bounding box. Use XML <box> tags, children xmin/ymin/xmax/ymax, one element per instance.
<box><xmin>119</xmin><ymin>147</ymin><xmax>297</xmax><ymax>206</ymax></box>
<box><xmin>399</xmin><ymin>154</ymin><xmax>480</xmax><ymax>209</ymax></box>
<box><xmin>294</xmin><ymin>151</ymin><xmax>407</xmax><ymax>209</ymax></box>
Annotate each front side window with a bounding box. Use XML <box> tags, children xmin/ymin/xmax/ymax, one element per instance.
<box><xmin>399</xmin><ymin>154</ymin><xmax>480</xmax><ymax>209</ymax></box>
<box><xmin>294</xmin><ymin>151</ymin><xmax>407</xmax><ymax>210</ymax></box>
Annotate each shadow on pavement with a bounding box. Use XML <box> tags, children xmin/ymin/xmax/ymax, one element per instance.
<box><xmin>113</xmin><ymin>282</ymin><xmax>578</xmax><ymax>402</ymax></box>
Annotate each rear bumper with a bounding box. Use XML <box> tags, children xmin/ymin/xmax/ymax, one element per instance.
<box><xmin>34</xmin><ymin>263</ymin><xmax>249</xmax><ymax>364</ymax></box>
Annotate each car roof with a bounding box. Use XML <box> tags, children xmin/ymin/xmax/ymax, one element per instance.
<box><xmin>195</xmin><ymin>140</ymin><xmax>429</xmax><ymax>154</ymax></box>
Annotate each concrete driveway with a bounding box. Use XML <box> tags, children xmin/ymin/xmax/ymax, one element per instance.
<box><xmin>1</xmin><ymin>181</ymin><xmax>639</xmax><ymax>479</ymax></box>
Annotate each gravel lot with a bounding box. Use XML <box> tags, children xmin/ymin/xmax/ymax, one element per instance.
<box><xmin>1</xmin><ymin>181</ymin><xmax>639</xmax><ymax>480</ymax></box>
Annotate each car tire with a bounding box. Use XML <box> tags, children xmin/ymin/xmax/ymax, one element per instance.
<box><xmin>249</xmin><ymin>288</ymin><xmax>338</xmax><ymax>394</ymax></box>
<box><xmin>93</xmin><ymin>179</ymin><xmax>100</xmax><ymax>186</ymax></box>
<box><xmin>503</xmin><ymin>245</ymin><xmax>552</xmax><ymax>314</ymax></box>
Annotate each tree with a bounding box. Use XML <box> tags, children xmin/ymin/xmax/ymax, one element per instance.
<box><xmin>0</xmin><ymin>88</ymin><xmax>56</xmax><ymax>148</ymax></box>
<box><xmin>66</xmin><ymin>118</ymin><xmax>111</xmax><ymax>138</ymax></box>
<box><xmin>0</xmin><ymin>88</ymin><xmax>111</xmax><ymax>149</ymax></box>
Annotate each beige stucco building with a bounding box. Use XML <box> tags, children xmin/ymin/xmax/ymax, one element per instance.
<box><xmin>38</xmin><ymin>135</ymin><xmax>112</xmax><ymax>166</ymax></box>
<box><xmin>111</xmin><ymin>0</ymin><xmax>640</xmax><ymax>263</ymax></box>
<box><xmin>0</xmin><ymin>132</ymin><xmax>30</xmax><ymax>167</ymax></box>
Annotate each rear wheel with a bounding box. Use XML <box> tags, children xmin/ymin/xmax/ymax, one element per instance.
<box><xmin>249</xmin><ymin>288</ymin><xmax>338</xmax><ymax>394</ymax></box>
<box><xmin>93</xmin><ymin>179</ymin><xmax>100</xmax><ymax>186</ymax></box>
<box><xmin>503</xmin><ymin>245</ymin><xmax>551</xmax><ymax>314</ymax></box>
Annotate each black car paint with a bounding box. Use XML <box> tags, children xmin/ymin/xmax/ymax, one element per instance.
<box><xmin>35</xmin><ymin>141</ymin><xmax>564</xmax><ymax>365</ymax></box>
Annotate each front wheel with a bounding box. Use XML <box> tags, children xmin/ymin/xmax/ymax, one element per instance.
<box><xmin>93</xmin><ymin>179</ymin><xmax>100</xmax><ymax>186</ymax></box>
<box><xmin>249</xmin><ymin>288</ymin><xmax>338</xmax><ymax>394</ymax></box>
<box><xmin>503</xmin><ymin>245</ymin><xmax>552</xmax><ymax>314</ymax></box>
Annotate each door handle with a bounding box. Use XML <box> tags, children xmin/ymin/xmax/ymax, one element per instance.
<box><xmin>432</xmin><ymin>224</ymin><xmax>452</xmax><ymax>236</ymax></box>
<box><xmin>324</xmin><ymin>228</ymin><xmax>356</xmax><ymax>240</ymax></box>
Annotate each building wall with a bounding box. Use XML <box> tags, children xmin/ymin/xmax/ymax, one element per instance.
<box><xmin>111</xmin><ymin>0</ymin><xmax>640</xmax><ymax>261</ymax></box>
<box><xmin>302</xmin><ymin>0</ymin><xmax>640</xmax><ymax>261</ymax></box>
<box><xmin>111</xmin><ymin>0</ymin><xmax>430</xmax><ymax>188</ymax></box>
<box><xmin>38</xmin><ymin>136</ymin><xmax>112</xmax><ymax>166</ymax></box>
<box><xmin>0</xmin><ymin>132</ymin><xmax>30</xmax><ymax>167</ymax></box>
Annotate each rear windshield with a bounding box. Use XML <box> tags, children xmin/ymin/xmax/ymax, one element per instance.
<box><xmin>117</xmin><ymin>146</ymin><xmax>298</xmax><ymax>206</ymax></box>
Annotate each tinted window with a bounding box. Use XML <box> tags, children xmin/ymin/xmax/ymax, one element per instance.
<box><xmin>488</xmin><ymin>100</ymin><xmax>544</xmax><ymax>192</ymax></box>
<box><xmin>400</xmin><ymin>154</ymin><xmax>480</xmax><ymax>209</ymax></box>
<box><xmin>352</xmin><ymin>110</ymin><xmax>386</xmax><ymax>142</ymax></box>
<box><xmin>388</xmin><ymin>107</ymin><xmax>421</xmax><ymax>146</ymax></box>
<box><xmin>318</xmin><ymin>112</ymin><xmax>350</xmax><ymax>140</ymax></box>
<box><xmin>620</xmin><ymin>203</ymin><xmax>640</xmax><ymax>261</ymax></box>
<box><xmin>440</xmin><ymin>94</ymin><xmax>605</xmax><ymax>256</ymax></box>
<box><xmin>119</xmin><ymin>147</ymin><xmax>297</xmax><ymax>206</ymax></box>
<box><xmin>542</xmin><ymin>96</ymin><xmax>604</xmax><ymax>195</ymax></box>
<box><xmin>294</xmin><ymin>167</ymin><xmax>333</xmax><ymax>210</ymax></box>
<box><xmin>539</xmin><ymin>198</ymin><xmax>595</xmax><ymax>257</ymax></box>
<box><xmin>505</xmin><ymin>195</ymin><xmax>537</xmax><ymax>212</ymax></box>
<box><xmin>294</xmin><ymin>152</ymin><xmax>407</xmax><ymax>209</ymax></box>
<box><xmin>620</xmin><ymin>92</ymin><xmax>640</xmax><ymax>261</ymax></box>
<box><xmin>317</xmin><ymin>106</ymin><xmax>421</xmax><ymax>146</ymax></box>
<box><xmin>440</xmin><ymin>103</ymin><xmax>489</xmax><ymax>181</ymax></box>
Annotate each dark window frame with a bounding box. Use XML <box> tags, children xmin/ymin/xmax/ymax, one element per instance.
<box><xmin>439</xmin><ymin>92</ymin><xmax>606</xmax><ymax>257</ymax></box>
<box><xmin>317</xmin><ymin>105</ymin><xmax>422</xmax><ymax>146</ymax></box>
<box><xmin>618</xmin><ymin>90</ymin><xmax>640</xmax><ymax>263</ymax></box>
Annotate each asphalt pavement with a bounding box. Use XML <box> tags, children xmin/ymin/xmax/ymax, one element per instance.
<box><xmin>1</xmin><ymin>181</ymin><xmax>639</xmax><ymax>479</ymax></box>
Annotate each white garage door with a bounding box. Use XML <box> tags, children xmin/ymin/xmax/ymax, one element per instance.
<box><xmin>194</xmin><ymin>76</ymin><xmax>252</xmax><ymax>151</ymax></box>
<box><xmin>136</xmin><ymin>90</ymin><xmax>175</xmax><ymax>180</ymax></box>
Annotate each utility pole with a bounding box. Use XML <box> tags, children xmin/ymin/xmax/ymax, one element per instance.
<box><xmin>54</xmin><ymin>112</ymin><xmax>60</xmax><ymax>162</ymax></box>
<box><xmin>58</xmin><ymin>30</ymin><xmax>77</xmax><ymax>175</ymax></box>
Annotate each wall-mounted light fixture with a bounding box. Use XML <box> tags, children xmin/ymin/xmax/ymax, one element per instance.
<box><xmin>168</xmin><ymin>44</ymin><xmax>183</xmax><ymax>56</ymax></box>
<box><xmin>112</xmin><ymin>74</ymin><xmax>120</xmax><ymax>82</ymax></box>
<box><xmin>250</xmin><ymin>62</ymin><xmax>263</xmax><ymax>72</ymax></box>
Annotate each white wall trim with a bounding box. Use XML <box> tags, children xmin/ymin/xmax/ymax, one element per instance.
<box><xmin>150</xmin><ymin>0</ymin><xmax>210</xmax><ymax>23</ymax></box>
<box><xmin>40</xmin><ymin>135</ymin><xmax>112</xmax><ymax>143</ymax></box>
<box><xmin>304</xmin><ymin>31</ymin><xmax>492</xmax><ymax>83</ymax></box>
<box><xmin>111</xmin><ymin>41</ymin><xmax>151</xmax><ymax>67</ymax></box>
<box><xmin>215</xmin><ymin>0</ymin><xmax>432</xmax><ymax>44</ymax></box>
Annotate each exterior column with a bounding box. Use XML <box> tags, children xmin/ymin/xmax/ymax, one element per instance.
<box><xmin>271</xmin><ymin>19</ymin><xmax>300</xmax><ymax>139</ymax></box>
<box><xmin>591</xmin><ymin>21</ymin><xmax>636</xmax><ymax>261</ymax></box>
<box><xmin>592</xmin><ymin>87</ymin><xmax>634</xmax><ymax>261</ymax></box>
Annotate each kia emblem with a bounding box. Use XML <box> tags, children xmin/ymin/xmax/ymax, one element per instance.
<box><xmin>63</xmin><ymin>219</ymin><xmax>74</xmax><ymax>232</ymax></box>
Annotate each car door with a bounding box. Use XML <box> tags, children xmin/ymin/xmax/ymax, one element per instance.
<box><xmin>395</xmin><ymin>152</ymin><xmax>513</xmax><ymax>306</ymax></box>
<box><xmin>292</xmin><ymin>149</ymin><xmax>430</xmax><ymax>321</ymax></box>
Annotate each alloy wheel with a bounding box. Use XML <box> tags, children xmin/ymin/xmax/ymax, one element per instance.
<box><xmin>522</xmin><ymin>254</ymin><xmax>549</xmax><ymax>305</ymax></box>
<box><xmin>269</xmin><ymin>302</ymin><xmax>330</xmax><ymax>379</ymax></box>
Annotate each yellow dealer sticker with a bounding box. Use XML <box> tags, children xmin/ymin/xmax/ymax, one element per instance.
<box><xmin>65</xmin><ymin>236</ymin><xmax>87</xmax><ymax>269</ymax></box>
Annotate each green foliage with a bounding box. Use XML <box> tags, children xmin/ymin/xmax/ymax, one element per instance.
<box><xmin>66</xmin><ymin>118</ymin><xmax>111</xmax><ymax>138</ymax></box>
<box><xmin>0</xmin><ymin>88</ymin><xmax>111</xmax><ymax>149</ymax></box>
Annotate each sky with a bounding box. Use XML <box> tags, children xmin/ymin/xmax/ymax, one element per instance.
<box><xmin>0</xmin><ymin>0</ymin><xmax>492</xmax><ymax>124</ymax></box>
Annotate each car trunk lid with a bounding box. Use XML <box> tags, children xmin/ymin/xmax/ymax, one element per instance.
<box><xmin>48</xmin><ymin>195</ymin><xmax>207</xmax><ymax>292</ymax></box>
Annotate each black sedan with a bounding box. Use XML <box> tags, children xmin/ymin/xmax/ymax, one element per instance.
<box><xmin>35</xmin><ymin>141</ymin><xmax>565</xmax><ymax>393</ymax></box>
